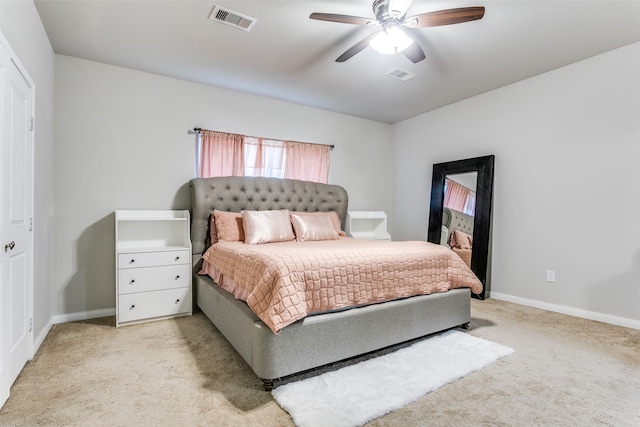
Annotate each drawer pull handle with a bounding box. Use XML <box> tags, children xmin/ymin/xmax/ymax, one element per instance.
<box><xmin>175</xmin><ymin>256</ymin><xmax>180</xmax><ymax>261</ymax></box>
<box><xmin>130</xmin><ymin>304</ymin><xmax>136</xmax><ymax>310</ymax></box>
<box><xmin>129</xmin><ymin>259</ymin><xmax>135</xmax><ymax>264</ymax></box>
<box><xmin>175</xmin><ymin>275</ymin><xmax>180</xmax><ymax>280</ymax></box>
<box><xmin>175</xmin><ymin>299</ymin><xmax>181</xmax><ymax>304</ymax></box>
<box><xmin>130</xmin><ymin>279</ymin><xmax>135</xmax><ymax>284</ymax></box>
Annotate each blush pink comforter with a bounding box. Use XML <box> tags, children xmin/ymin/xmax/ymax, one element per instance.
<box><xmin>201</xmin><ymin>237</ymin><xmax>482</xmax><ymax>333</ymax></box>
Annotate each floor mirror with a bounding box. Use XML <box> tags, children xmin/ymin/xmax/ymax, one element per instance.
<box><xmin>427</xmin><ymin>155</ymin><xmax>495</xmax><ymax>299</ymax></box>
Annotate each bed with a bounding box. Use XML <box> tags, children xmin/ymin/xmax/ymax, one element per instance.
<box><xmin>190</xmin><ymin>176</ymin><xmax>481</xmax><ymax>390</ymax></box>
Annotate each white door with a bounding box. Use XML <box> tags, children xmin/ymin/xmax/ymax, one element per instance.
<box><xmin>0</xmin><ymin>36</ymin><xmax>34</xmax><ymax>408</ymax></box>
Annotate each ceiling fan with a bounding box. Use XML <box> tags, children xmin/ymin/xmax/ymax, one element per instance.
<box><xmin>310</xmin><ymin>0</ymin><xmax>485</xmax><ymax>63</ymax></box>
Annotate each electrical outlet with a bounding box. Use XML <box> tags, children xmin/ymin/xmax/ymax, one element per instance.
<box><xmin>546</xmin><ymin>270</ymin><xmax>556</xmax><ymax>283</ymax></box>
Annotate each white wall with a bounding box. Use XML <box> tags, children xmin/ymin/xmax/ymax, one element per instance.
<box><xmin>393</xmin><ymin>42</ymin><xmax>640</xmax><ymax>325</ymax></box>
<box><xmin>1</xmin><ymin>1</ymin><xmax>56</xmax><ymax>344</ymax></box>
<box><xmin>53</xmin><ymin>55</ymin><xmax>393</xmax><ymax>316</ymax></box>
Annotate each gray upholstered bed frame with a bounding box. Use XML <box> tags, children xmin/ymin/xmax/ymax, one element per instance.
<box><xmin>190</xmin><ymin>176</ymin><xmax>471</xmax><ymax>390</ymax></box>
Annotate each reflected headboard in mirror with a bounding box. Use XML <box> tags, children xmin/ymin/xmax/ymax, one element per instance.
<box><xmin>427</xmin><ymin>155</ymin><xmax>495</xmax><ymax>300</ymax></box>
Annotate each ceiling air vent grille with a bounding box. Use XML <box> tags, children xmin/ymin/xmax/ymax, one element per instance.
<box><xmin>209</xmin><ymin>6</ymin><xmax>257</xmax><ymax>32</ymax></box>
<box><xmin>385</xmin><ymin>68</ymin><xmax>417</xmax><ymax>82</ymax></box>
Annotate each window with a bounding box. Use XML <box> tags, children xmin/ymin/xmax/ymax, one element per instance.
<box><xmin>243</xmin><ymin>137</ymin><xmax>286</xmax><ymax>178</ymax></box>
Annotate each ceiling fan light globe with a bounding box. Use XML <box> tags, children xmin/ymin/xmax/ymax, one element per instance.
<box><xmin>369</xmin><ymin>26</ymin><xmax>413</xmax><ymax>54</ymax></box>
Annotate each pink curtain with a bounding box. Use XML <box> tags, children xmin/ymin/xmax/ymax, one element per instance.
<box><xmin>284</xmin><ymin>141</ymin><xmax>330</xmax><ymax>183</ymax></box>
<box><xmin>199</xmin><ymin>131</ymin><xmax>244</xmax><ymax>177</ymax></box>
<box><xmin>198</xmin><ymin>130</ymin><xmax>330</xmax><ymax>182</ymax></box>
<box><xmin>444</xmin><ymin>178</ymin><xmax>473</xmax><ymax>213</ymax></box>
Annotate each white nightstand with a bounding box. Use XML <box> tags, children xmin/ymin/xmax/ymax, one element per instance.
<box><xmin>115</xmin><ymin>210</ymin><xmax>192</xmax><ymax>327</ymax></box>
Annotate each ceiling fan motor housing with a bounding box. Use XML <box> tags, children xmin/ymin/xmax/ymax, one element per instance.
<box><xmin>373</xmin><ymin>0</ymin><xmax>394</xmax><ymax>21</ymax></box>
<box><xmin>373</xmin><ymin>0</ymin><xmax>411</xmax><ymax>29</ymax></box>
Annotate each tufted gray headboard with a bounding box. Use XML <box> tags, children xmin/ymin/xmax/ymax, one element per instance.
<box><xmin>189</xmin><ymin>176</ymin><xmax>349</xmax><ymax>256</ymax></box>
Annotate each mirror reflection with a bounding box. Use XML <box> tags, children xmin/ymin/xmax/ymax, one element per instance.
<box><xmin>440</xmin><ymin>173</ymin><xmax>477</xmax><ymax>269</ymax></box>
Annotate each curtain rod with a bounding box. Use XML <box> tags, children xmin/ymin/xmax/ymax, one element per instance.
<box><xmin>192</xmin><ymin>127</ymin><xmax>334</xmax><ymax>151</ymax></box>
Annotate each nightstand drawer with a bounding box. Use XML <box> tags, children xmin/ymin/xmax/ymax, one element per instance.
<box><xmin>118</xmin><ymin>264</ymin><xmax>190</xmax><ymax>295</ymax></box>
<box><xmin>118</xmin><ymin>250</ymin><xmax>190</xmax><ymax>269</ymax></box>
<box><xmin>118</xmin><ymin>287</ymin><xmax>191</xmax><ymax>324</ymax></box>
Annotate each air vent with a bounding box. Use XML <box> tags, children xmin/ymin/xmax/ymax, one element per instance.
<box><xmin>208</xmin><ymin>6</ymin><xmax>257</xmax><ymax>32</ymax></box>
<box><xmin>385</xmin><ymin>68</ymin><xmax>417</xmax><ymax>82</ymax></box>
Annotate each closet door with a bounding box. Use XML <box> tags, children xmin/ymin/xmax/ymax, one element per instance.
<box><xmin>0</xmin><ymin>35</ymin><xmax>34</xmax><ymax>408</ymax></box>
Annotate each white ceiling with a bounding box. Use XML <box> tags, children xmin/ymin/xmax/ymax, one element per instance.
<box><xmin>34</xmin><ymin>0</ymin><xmax>640</xmax><ymax>124</ymax></box>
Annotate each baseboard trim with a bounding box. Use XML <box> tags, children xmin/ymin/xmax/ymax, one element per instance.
<box><xmin>490</xmin><ymin>292</ymin><xmax>640</xmax><ymax>330</ymax></box>
<box><xmin>33</xmin><ymin>319</ymin><xmax>53</xmax><ymax>357</ymax></box>
<box><xmin>52</xmin><ymin>308</ymin><xmax>116</xmax><ymax>325</ymax></box>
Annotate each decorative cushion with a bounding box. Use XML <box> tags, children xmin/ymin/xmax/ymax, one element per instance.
<box><xmin>290</xmin><ymin>213</ymin><xmax>340</xmax><ymax>242</ymax></box>
<box><xmin>213</xmin><ymin>210</ymin><xmax>244</xmax><ymax>242</ymax></box>
<box><xmin>449</xmin><ymin>230</ymin><xmax>473</xmax><ymax>250</ymax></box>
<box><xmin>242</xmin><ymin>209</ymin><xmax>296</xmax><ymax>244</ymax></box>
<box><xmin>290</xmin><ymin>211</ymin><xmax>346</xmax><ymax>236</ymax></box>
<box><xmin>209</xmin><ymin>214</ymin><xmax>219</xmax><ymax>244</ymax></box>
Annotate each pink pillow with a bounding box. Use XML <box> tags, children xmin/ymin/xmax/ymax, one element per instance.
<box><xmin>241</xmin><ymin>210</ymin><xmax>296</xmax><ymax>244</ymax></box>
<box><xmin>209</xmin><ymin>214</ymin><xmax>219</xmax><ymax>244</ymax></box>
<box><xmin>289</xmin><ymin>211</ymin><xmax>346</xmax><ymax>236</ymax></box>
<box><xmin>213</xmin><ymin>210</ymin><xmax>244</xmax><ymax>242</ymax></box>
<box><xmin>449</xmin><ymin>230</ymin><xmax>473</xmax><ymax>250</ymax></box>
<box><xmin>290</xmin><ymin>213</ymin><xmax>339</xmax><ymax>242</ymax></box>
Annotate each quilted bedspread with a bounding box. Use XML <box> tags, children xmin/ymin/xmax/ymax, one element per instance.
<box><xmin>201</xmin><ymin>237</ymin><xmax>483</xmax><ymax>333</ymax></box>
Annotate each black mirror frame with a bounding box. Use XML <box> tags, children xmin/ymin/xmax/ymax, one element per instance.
<box><xmin>427</xmin><ymin>155</ymin><xmax>495</xmax><ymax>300</ymax></box>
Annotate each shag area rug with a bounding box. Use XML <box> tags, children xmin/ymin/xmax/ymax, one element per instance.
<box><xmin>272</xmin><ymin>330</ymin><xmax>513</xmax><ymax>427</ymax></box>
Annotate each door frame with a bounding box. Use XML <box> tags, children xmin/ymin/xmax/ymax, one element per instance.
<box><xmin>0</xmin><ymin>31</ymin><xmax>35</xmax><ymax>409</ymax></box>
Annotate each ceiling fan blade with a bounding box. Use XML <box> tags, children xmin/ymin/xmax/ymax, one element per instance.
<box><xmin>336</xmin><ymin>33</ymin><xmax>376</xmax><ymax>62</ymax></box>
<box><xmin>405</xmin><ymin>6</ymin><xmax>485</xmax><ymax>28</ymax></box>
<box><xmin>310</xmin><ymin>13</ymin><xmax>374</xmax><ymax>26</ymax></box>
<box><xmin>402</xmin><ymin>42</ymin><xmax>425</xmax><ymax>63</ymax></box>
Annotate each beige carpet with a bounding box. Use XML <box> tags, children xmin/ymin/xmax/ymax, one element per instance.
<box><xmin>1</xmin><ymin>299</ymin><xmax>638</xmax><ymax>426</ymax></box>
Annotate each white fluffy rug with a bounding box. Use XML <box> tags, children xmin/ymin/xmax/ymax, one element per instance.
<box><xmin>272</xmin><ymin>330</ymin><xmax>513</xmax><ymax>427</ymax></box>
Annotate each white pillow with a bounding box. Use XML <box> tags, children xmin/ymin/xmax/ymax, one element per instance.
<box><xmin>241</xmin><ymin>209</ymin><xmax>296</xmax><ymax>244</ymax></box>
<box><xmin>290</xmin><ymin>213</ymin><xmax>340</xmax><ymax>242</ymax></box>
